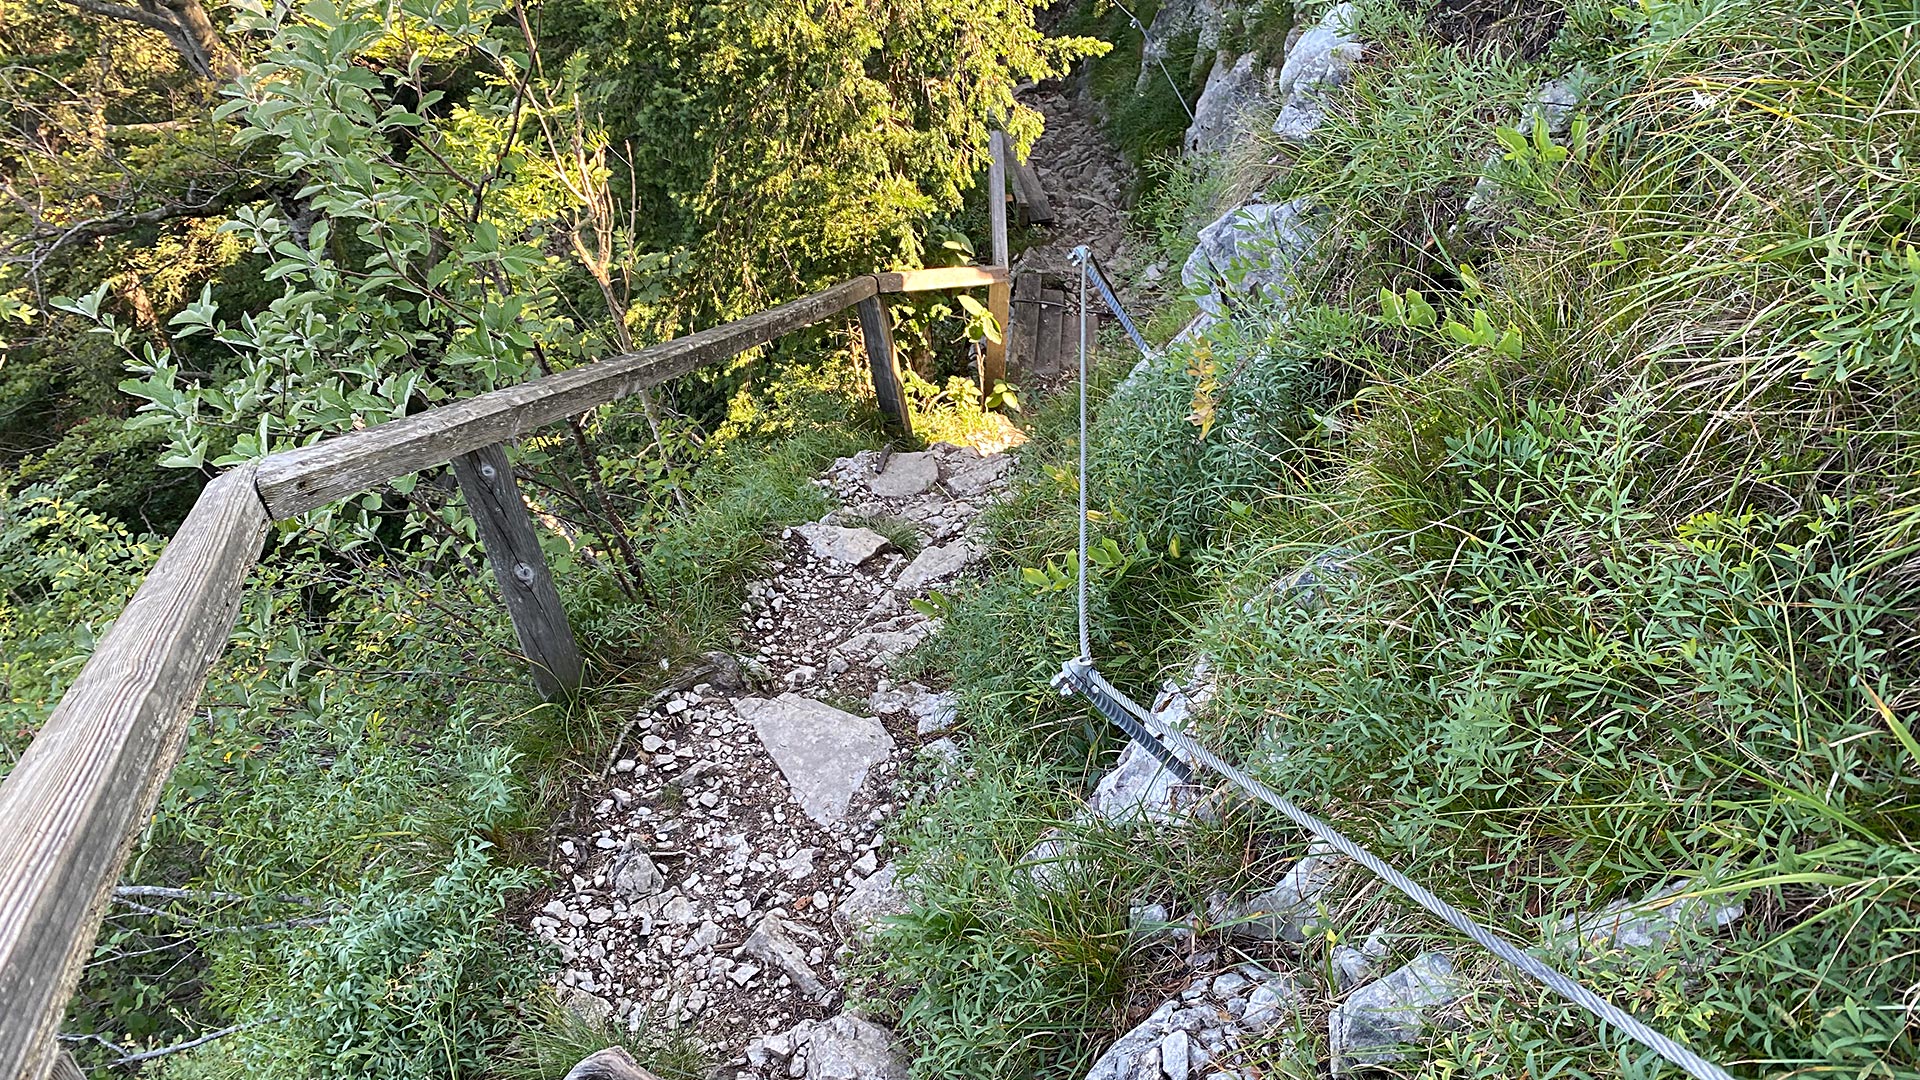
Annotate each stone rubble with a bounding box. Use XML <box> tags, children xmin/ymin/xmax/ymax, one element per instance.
<box><xmin>1083</xmin><ymin>962</ymin><xmax>1304</xmax><ymax>1080</ymax></box>
<box><xmin>527</xmin><ymin>440</ymin><xmax>1013</xmax><ymax>1074</ymax></box>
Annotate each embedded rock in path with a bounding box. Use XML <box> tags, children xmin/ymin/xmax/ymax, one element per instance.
<box><xmin>1181</xmin><ymin>200</ymin><xmax>1319</xmax><ymax>316</ymax></box>
<box><xmin>559</xmin><ymin>986</ymin><xmax>615</xmax><ymax>1027</ymax></box>
<box><xmin>1558</xmin><ymin>880</ymin><xmax>1744</xmax><ymax>954</ymax></box>
<box><xmin>1329</xmin><ymin>952</ymin><xmax>1464</xmax><ymax>1074</ymax></box>
<box><xmin>794</xmin><ymin>523</ymin><xmax>894</xmax><ymax>566</ymax></box>
<box><xmin>1216</xmin><ymin>849</ymin><xmax>1344</xmax><ymax>942</ymax></box>
<box><xmin>866</xmin><ymin>451</ymin><xmax>940</xmax><ymax>498</ymax></box>
<box><xmin>944</xmin><ymin>453</ymin><xmax>1011</xmax><ymax>498</ymax></box>
<box><xmin>871</xmin><ymin>683</ymin><xmax>958</xmax><ymax>736</ymax></box>
<box><xmin>804</xmin><ymin>1014</ymin><xmax>910</xmax><ymax>1080</ymax></box>
<box><xmin>1270</xmin><ymin>2</ymin><xmax>1364</xmax><ymax>143</ymax></box>
<box><xmin>737</xmin><ymin>694</ymin><xmax>894</xmax><ymax>825</ymax></box>
<box><xmin>608</xmin><ymin>839</ymin><xmax>665</xmax><ymax>900</ymax></box>
<box><xmin>744</xmin><ymin>913</ymin><xmax>831</xmax><ymax>1002</ymax></box>
<box><xmin>833</xmin><ymin>863</ymin><xmax>910</xmax><ymax>945</ymax></box>
<box><xmin>893</xmin><ymin>541</ymin><xmax>976</xmax><ymax>597</ymax></box>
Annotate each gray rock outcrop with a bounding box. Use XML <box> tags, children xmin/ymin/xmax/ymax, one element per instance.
<box><xmin>1558</xmin><ymin>880</ymin><xmax>1743</xmax><ymax>954</ymax></box>
<box><xmin>793</xmin><ymin>523</ymin><xmax>894</xmax><ymax>566</ymax></box>
<box><xmin>1328</xmin><ymin>952</ymin><xmax>1465</xmax><ymax>1074</ymax></box>
<box><xmin>1269</xmin><ymin>2</ymin><xmax>1364</xmax><ymax>143</ymax></box>
<box><xmin>1181</xmin><ymin>200</ymin><xmax>1320</xmax><ymax>317</ymax></box>
<box><xmin>1186</xmin><ymin>52</ymin><xmax>1265</xmax><ymax>153</ymax></box>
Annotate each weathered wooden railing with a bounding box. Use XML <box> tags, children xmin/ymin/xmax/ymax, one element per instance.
<box><xmin>0</xmin><ymin>260</ymin><xmax>1009</xmax><ymax>1080</ymax></box>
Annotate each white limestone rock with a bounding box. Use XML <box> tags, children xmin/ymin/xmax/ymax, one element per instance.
<box><xmin>609</xmin><ymin>840</ymin><xmax>665</xmax><ymax>900</ymax></box>
<box><xmin>736</xmin><ymin>694</ymin><xmax>894</xmax><ymax>826</ymax></box>
<box><xmin>1216</xmin><ymin>850</ymin><xmax>1344</xmax><ymax>942</ymax></box>
<box><xmin>1185</xmin><ymin>51</ymin><xmax>1264</xmax><ymax>154</ymax></box>
<box><xmin>794</xmin><ymin>523</ymin><xmax>894</xmax><ymax>566</ymax></box>
<box><xmin>1181</xmin><ymin>200</ymin><xmax>1320</xmax><ymax>316</ymax></box>
<box><xmin>745</xmin><ymin>913</ymin><xmax>831</xmax><ymax>1001</ymax></box>
<box><xmin>833</xmin><ymin>863</ymin><xmax>910</xmax><ymax>945</ymax></box>
<box><xmin>1328</xmin><ymin>952</ymin><xmax>1464</xmax><ymax>1074</ymax></box>
<box><xmin>1270</xmin><ymin>2</ymin><xmax>1364</xmax><ymax>143</ymax></box>
<box><xmin>893</xmin><ymin>541</ymin><xmax>976</xmax><ymax>596</ymax></box>
<box><xmin>805</xmin><ymin>1014</ymin><xmax>909</xmax><ymax>1080</ymax></box>
<box><xmin>1557</xmin><ymin>880</ymin><xmax>1744</xmax><ymax>955</ymax></box>
<box><xmin>943</xmin><ymin>453</ymin><xmax>1012</xmax><ymax>497</ymax></box>
<box><xmin>867</xmin><ymin>452</ymin><xmax>940</xmax><ymax>498</ymax></box>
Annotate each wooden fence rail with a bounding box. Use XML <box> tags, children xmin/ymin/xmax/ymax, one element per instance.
<box><xmin>0</xmin><ymin>259</ymin><xmax>1009</xmax><ymax>1080</ymax></box>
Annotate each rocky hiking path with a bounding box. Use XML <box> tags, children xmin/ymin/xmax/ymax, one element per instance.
<box><xmin>1011</xmin><ymin>81</ymin><xmax>1137</xmax><ymax>281</ymax></box>
<box><xmin>530</xmin><ymin>442</ymin><xmax>1014</xmax><ymax>1080</ymax></box>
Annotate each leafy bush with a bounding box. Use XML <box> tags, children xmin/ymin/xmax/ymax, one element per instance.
<box><xmin>234</xmin><ymin>842</ymin><xmax>543</xmax><ymax>1080</ymax></box>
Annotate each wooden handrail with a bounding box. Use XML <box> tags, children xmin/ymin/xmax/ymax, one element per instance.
<box><xmin>0</xmin><ymin>264</ymin><xmax>1008</xmax><ymax>1079</ymax></box>
<box><xmin>0</xmin><ymin>466</ymin><xmax>270</xmax><ymax>1080</ymax></box>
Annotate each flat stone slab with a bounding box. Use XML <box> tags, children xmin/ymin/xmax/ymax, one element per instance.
<box><xmin>736</xmin><ymin>693</ymin><xmax>894</xmax><ymax>825</ymax></box>
<box><xmin>794</xmin><ymin>523</ymin><xmax>894</xmax><ymax>565</ymax></box>
<box><xmin>893</xmin><ymin>541</ymin><xmax>975</xmax><ymax>596</ymax></box>
<box><xmin>867</xmin><ymin>451</ymin><xmax>939</xmax><ymax>497</ymax></box>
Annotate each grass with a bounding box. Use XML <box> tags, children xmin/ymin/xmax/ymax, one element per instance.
<box><xmin>866</xmin><ymin>0</ymin><xmax>1920</xmax><ymax>1077</ymax></box>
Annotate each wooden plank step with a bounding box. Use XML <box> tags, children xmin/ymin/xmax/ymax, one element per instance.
<box><xmin>1008</xmin><ymin>273</ymin><xmax>1043</xmax><ymax>383</ymax></box>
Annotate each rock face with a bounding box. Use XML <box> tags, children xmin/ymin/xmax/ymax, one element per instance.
<box><xmin>1083</xmin><ymin>963</ymin><xmax>1302</xmax><ymax>1080</ymax></box>
<box><xmin>793</xmin><ymin>523</ymin><xmax>894</xmax><ymax>566</ymax></box>
<box><xmin>1181</xmin><ymin>200</ymin><xmax>1319</xmax><ymax>317</ymax></box>
<box><xmin>1270</xmin><ymin>2</ymin><xmax>1364</xmax><ymax>143</ymax></box>
<box><xmin>737</xmin><ymin>694</ymin><xmax>895</xmax><ymax>826</ymax></box>
<box><xmin>1328</xmin><ymin>952</ymin><xmax>1465</xmax><ymax>1074</ymax></box>
<box><xmin>1186</xmin><ymin>51</ymin><xmax>1264</xmax><ymax>153</ymax></box>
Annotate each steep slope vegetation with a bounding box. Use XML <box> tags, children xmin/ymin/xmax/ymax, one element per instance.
<box><xmin>875</xmin><ymin>1</ymin><xmax>1920</xmax><ymax>1077</ymax></box>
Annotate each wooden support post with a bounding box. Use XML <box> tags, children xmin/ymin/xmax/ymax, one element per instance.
<box><xmin>981</xmin><ymin>130</ymin><xmax>1012</xmax><ymax>404</ymax></box>
<box><xmin>855</xmin><ymin>295</ymin><xmax>912</xmax><ymax>436</ymax></box>
<box><xmin>451</xmin><ymin>444</ymin><xmax>585</xmax><ymax>699</ymax></box>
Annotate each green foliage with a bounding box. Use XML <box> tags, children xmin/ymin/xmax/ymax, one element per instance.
<box><xmin>871</xmin><ymin>759</ymin><xmax>1130</xmax><ymax>1080</ymax></box>
<box><xmin>539</xmin><ymin>0</ymin><xmax>1103</xmax><ymax>322</ymax></box>
<box><xmin>887</xmin><ymin>1</ymin><xmax>1920</xmax><ymax>1077</ymax></box>
<box><xmin>240</xmin><ymin>842</ymin><xmax>542</xmax><ymax>1080</ymax></box>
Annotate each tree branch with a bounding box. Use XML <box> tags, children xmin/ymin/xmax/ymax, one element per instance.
<box><xmin>49</xmin><ymin>0</ymin><xmax>175</xmax><ymax>34</ymax></box>
<box><xmin>107</xmin><ymin>1017</ymin><xmax>279</xmax><ymax>1068</ymax></box>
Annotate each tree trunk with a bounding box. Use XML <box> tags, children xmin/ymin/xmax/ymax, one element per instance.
<box><xmin>55</xmin><ymin>0</ymin><xmax>242</xmax><ymax>81</ymax></box>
